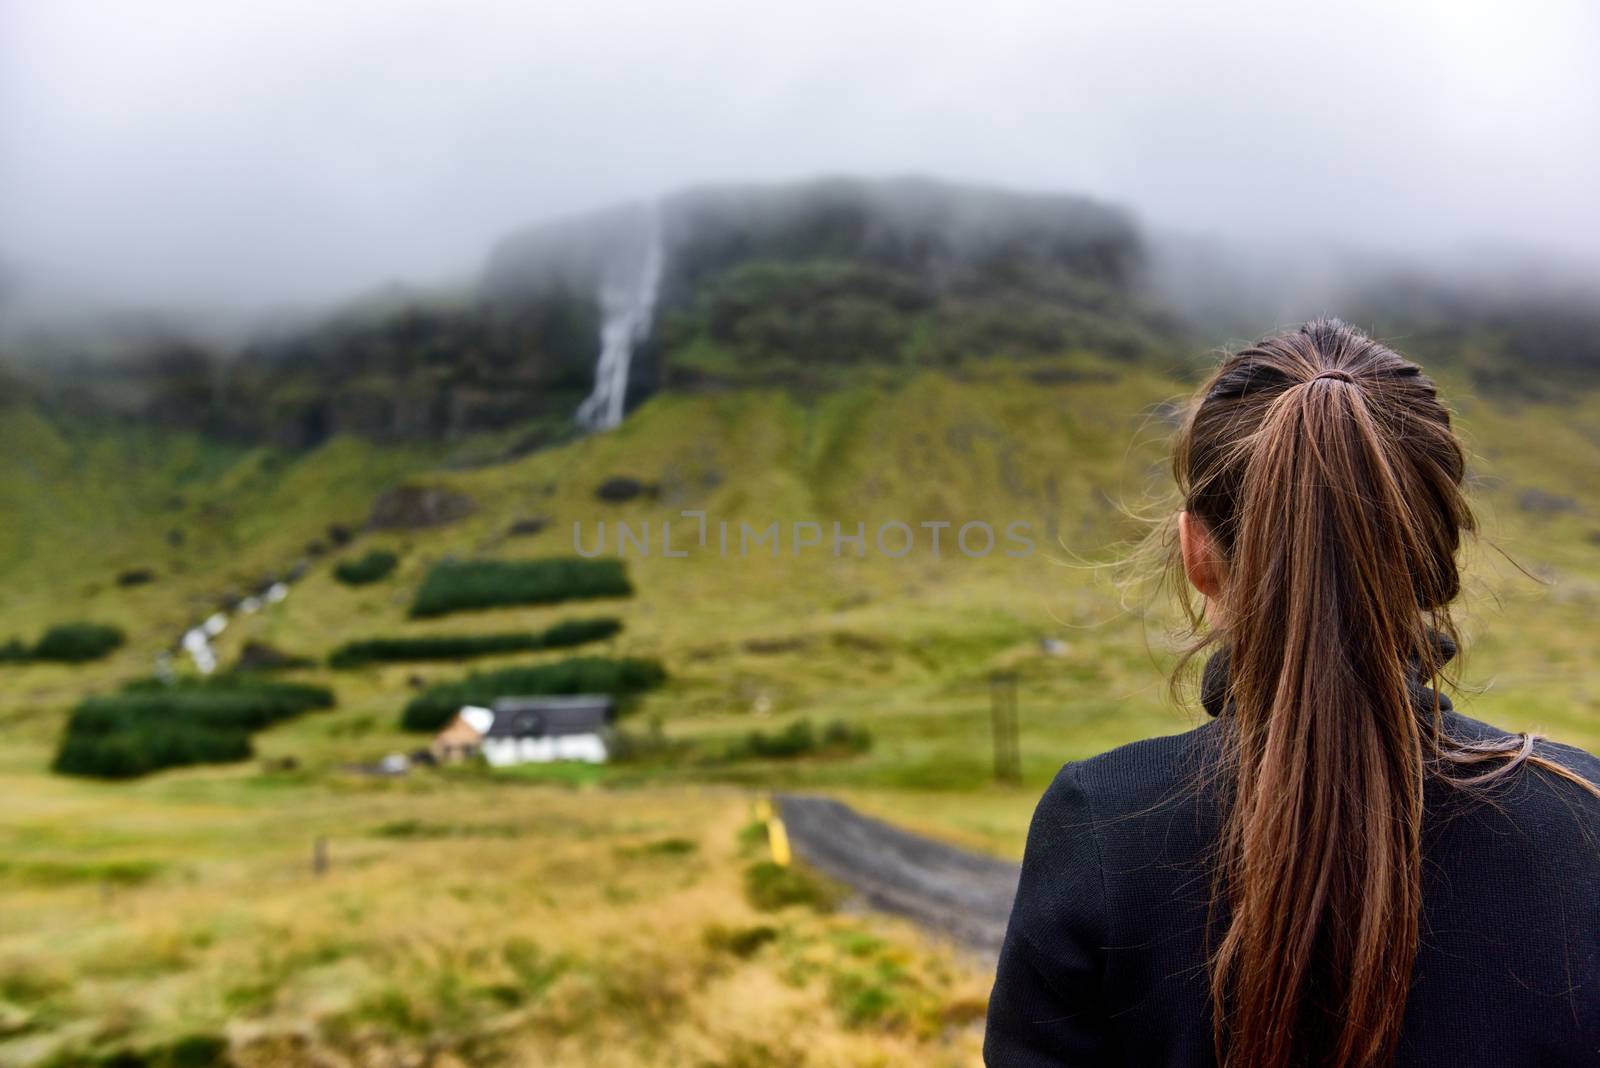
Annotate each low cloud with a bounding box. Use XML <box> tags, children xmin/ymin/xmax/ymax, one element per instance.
<box><xmin>2</xmin><ymin>0</ymin><xmax>1596</xmax><ymax>321</ymax></box>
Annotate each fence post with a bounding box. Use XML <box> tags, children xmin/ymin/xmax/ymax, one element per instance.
<box><xmin>991</xmin><ymin>671</ymin><xmax>1021</xmax><ymax>784</ymax></box>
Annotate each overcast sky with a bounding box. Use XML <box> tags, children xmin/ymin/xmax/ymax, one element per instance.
<box><xmin>3</xmin><ymin>0</ymin><xmax>1597</xmax><ymax>317</ymax></box>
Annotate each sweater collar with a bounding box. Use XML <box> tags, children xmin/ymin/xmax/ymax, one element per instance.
<box><xmin>1200</xmin><ymin>633</ymin><xmax>1456</xmax><ymax>719</ymax></box>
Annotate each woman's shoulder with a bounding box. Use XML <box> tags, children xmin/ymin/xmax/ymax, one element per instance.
<box><xmin>1429</xmin><ymin>711</ymin><xmax>1600</xmax><ymax>867</ymax></box>
<box><xmin>1040</xmin><ymin>718</ymin><xmax>1224</xmax><ymax>824</ymax></box>
<box><xmin>1013</xmin><ymin>723</ymin><xmax>1225</xmax><ymax>953</ymax></box>
<box><xmin>1441</xmin><ymin>709</ymin><xmax>1600</xmax><ymax>788</ymax></box>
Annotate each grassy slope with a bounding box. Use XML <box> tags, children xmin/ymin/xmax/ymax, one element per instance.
<box><xmin>0</xmin><ymin>360</ymin><xmax>1596</xmax><ymax>1063</ymax></box>
<box><xmin>0</xmin><ymin>414</ymin><xmax>437</xmax><ymax>769</ymax></box>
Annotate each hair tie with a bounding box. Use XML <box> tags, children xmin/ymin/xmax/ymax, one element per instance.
<box><xmin>1311</xmin><ymin>369</ymin><xmax>1354</xmax><ymax>384</ymax></box>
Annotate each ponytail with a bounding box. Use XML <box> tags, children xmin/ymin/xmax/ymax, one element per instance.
<box><xmin>1212</xmin><ymin>365</ymin><xmax>1435</xmax><ymax>1067</ymax></box>
<box><xmin>1172</xmin><ymin>320</ymin><xmax>1592</xmax><ymax>1068</ymax></box>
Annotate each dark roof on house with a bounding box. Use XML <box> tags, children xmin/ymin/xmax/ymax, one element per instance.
<box><xmin>484</xmin><ymin>694</ymin><xmax>614</xmax><ymax>738</ymax></box>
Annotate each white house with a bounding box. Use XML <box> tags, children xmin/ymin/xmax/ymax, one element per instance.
<box><xmin>477</xmin><ymin>695</ymin><xmax>614</xmax><ymax>767</ymax></box>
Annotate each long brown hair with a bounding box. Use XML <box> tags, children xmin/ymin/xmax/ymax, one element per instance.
<box><xmin>1170</xmin><ymin>319</ymin><xmax>1595</xmax><ymax>1068</ymax></box>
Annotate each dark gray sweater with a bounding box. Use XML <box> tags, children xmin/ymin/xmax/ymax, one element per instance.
<box><xmin>985</xmin><ymin>662</ymin><xmax>1600</xmax><ymax>1067</ymax></box>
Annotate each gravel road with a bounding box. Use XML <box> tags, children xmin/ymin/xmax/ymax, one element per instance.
<box><xmin>776</xmin><ymin>794</ymin><xmax>1022</xmax><ymax>958</ymax></box>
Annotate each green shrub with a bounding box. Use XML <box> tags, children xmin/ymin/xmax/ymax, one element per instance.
<box><xmin>703</xmin><ymin>923</ymin><xmax>779</xmax><ymax>958</ymax></box>
<box><xmin>728</xmin><ymin>718</ymin><xmax>873</xmax><ymax>761</ymax></box>
<box><xmin>633</xmin><ymin>837</ymin><xmax>698</xmax><ymax>857</ymax></box>
<box><xmin>742</xmin><ymin>860</ymin><xmax>840</xmax><ymax>913</ymax></box>
<box><xmin>744</xmin><ymin>720</ymin><xmax>816</xmax><ymax>759</ymax></box>
<box><xmin>232</xmin><ymin>641</ymin><xmax>315</xmax><ymax>673</ymax></box>
<box><xmin>500</xmin><ymin>937</ymin><xmax>569</xmax><ymax>999</ymax></box>
<box><xmin>538</xmin><ymin>616</ymin><xmax>625</xmax><ymax>648</ymax></box>
<box><xmin>58</xmin><ymin>1032</ymin><xmax>233</xmax><ymax>1068</ymax></box>
<box><xmin>122</xmin><ymin>676</ymin><xmax>331</xmax><ymax>698</ymax></box>
<box><xmin>0</xmin><ymin>857</ymin><xmax>163</xmax><ymax>887</ymax></box>
<box><xmin>736</xmin><ymin>820</ymin><xmax>771</xmax><ymax>853</ymax></box>
<box><xmin>116</xmin><ymin>678</ymin><xmax>334</xmax><ymax>724</ymax></box>
<box><xmin>52</xmin><ymin>679</ymin><xmax>333</xmax><ymax>779</ymax></box>
<box><xmin>160</xmin><ymin>1033</ymin><xmax>231</xmax><ymax>1068</ymax></box>
<box><xmin>609</xmin><ymin>717</ymin><xmax>694</xmax><ymax>765</ymax></box>
<box><xmin>68</xmin><ymin>690</ymin><xmax>322</xmax><ymax>735</ymax></box>
<box><xmin>828</xmin><ymin>960</ymin><xmax>916</xmax><ymax>1030</ymax></box>
<box><xmin>29</xmin><ymin>623</ymin><xmax>126</xmax><ymax>663</ymax></box>
<box><xmin>52</xmin><ymin>725</ymin><xmax>253</xmax><ymax>779</ymax></box>
<box><xmin>409</xmin><ymin>557</ymin><xmax>632</xmax><ymax>618</ymax></box>
<box><xmin>820</xmin><ymin>719</ymin><xmax>874</xmax><ymax>754</ymax></box>
<box><xmin>332</xmin><ymin>633</ymin><xmax>530</xmax><ymax>668</ymax></box>
<box><xmin>328</xmin><ymin>617</ymin><xmax>620</xmax><ymax>668</ymax></box>
<box><xmin>400</xmin><ymin>655</ymin><xmax>666</xmax><ymax>731</ymax></box>
<box><xmin>333</xmin><ymin>549</ymin><xmax>398</xmax><ymax>586</ymax></box>
<box><xmin>700</xmin><ymin>261</ymin><xmax>927</xmax><ymax>367</ymax></box>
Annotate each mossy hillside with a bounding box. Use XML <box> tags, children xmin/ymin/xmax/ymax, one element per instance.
<box><xmin>2</xmin><ymin>363</ymin><xmax>1596</xmax><ymax>791</ymax></box>
<box><xmin>0</xmin><ymin>415</ymin><xmax>439</xmax><ymax>731</ymax></box>
<box><xmin>332</xmin><ymin>549</ymin><xmax>399</xmax><ymax>586</ymax></box>
<box><xmin>0</xmin><ymin>358</ymin><xmax>1595</xmax><ymax>1062</ymax></box>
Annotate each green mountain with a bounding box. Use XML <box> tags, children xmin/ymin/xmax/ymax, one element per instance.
<box><xmin>1</xmin><ymin>176</ymin><xmax>1597</xmax><ymax>780</ymax></box>
<box><xmin>1</xmin><ymin>182</ymin><xmax>1598</xmax><ymax>1066</ymax></box>
<box><xmin>4</xmin><ymin>178</ymin><xmax>1177</xmax><ymax>446</ymax></box>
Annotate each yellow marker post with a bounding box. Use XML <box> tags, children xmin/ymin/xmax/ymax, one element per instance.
<box><xmin>767</xmin><ymin>811</ymin><xmax>792</xmax><ymax>868</ymax></box>
<box><xmin>752</xmin><ymin>795</ymin><xmax>790</xmax><ymax>865</ymax></box>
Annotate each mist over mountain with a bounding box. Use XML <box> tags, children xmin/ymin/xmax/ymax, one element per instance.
<box><xmin>9</xmin><ymin>2</ymin><xmax>1599</xmax><ymax>313</ymax></box>
<box><xmin>0</xmin><ymin>177</ymin><xmax>1160</xmax><ymax>442</ymax></box>
<box><xmin>487</xmin><ymin>178</ymin><xmax>1143</xmax><ymax>296</ymax></box>
<box><xmin>2</xmin><ymin>175</ymin><xmax>1596</xmax><ymax>450</ymax></box>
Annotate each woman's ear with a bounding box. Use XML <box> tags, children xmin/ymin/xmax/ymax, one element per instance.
<box><xmin>1179</xmin><ymin>511</ymin><xmax>1224</xmax><ymax>600</ymax></box>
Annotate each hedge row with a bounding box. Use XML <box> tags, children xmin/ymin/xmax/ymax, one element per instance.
<box><xmin>607</xmin><ymin>718</ymin><xmax>874</xmax><ymax>767</ymax></box>
<box><xmin>329</xmin><ymin>617</ymin><xmax>621</xmax><ymax>669</ymax></box>
<box><xmin>53</xmin><ymin>726</ymin><xmax>253</xmax><ymax>780</ymax></box>
<box><xmin>0</xmin><ymin>623</ymin><xmax>126</xmax><ymax>664</ymax></box>
<box><xmin>334</xmin><ymin>549</ymin><xmax>399</xmax><ymax>586</ymax></box>
<box><xmin>409</xmin><ymin>558</ymin><xmax>631</xmax><ymax>618</ymax></box>
<box><xmin>401</xmin><ymin>655</ymin><xmax>666</xmax><ymax>732</ymax></box>
<box><xmin>732</xmin><ymin>718</ymin><xmax>873</xmax><ymax>760</ymax></box>
<box><xmin>53</xmin><ymin>679</ymin><xmax>334</xmax><ymax>779</ymax></box>
<box><xmin>71</xmin><ymin>684</ymin><xmax>335</xmax><ymax>734</ymax></box>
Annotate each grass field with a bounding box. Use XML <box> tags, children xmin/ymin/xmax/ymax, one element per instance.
<box><xmin>1</xmin><ymin>357</ymin><xmax>1596</xmax><ymax>1064</ymax></box>
<box><xmin>0</xmin><ymin>770</ymin><xmax>989</xmax><ymax>1067</ymax></box>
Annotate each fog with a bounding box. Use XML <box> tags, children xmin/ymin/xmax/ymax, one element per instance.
<box><xmin>3</xmin><ymin>0</ymin><xmax>1597</xmax><ymax>322</ymax></box>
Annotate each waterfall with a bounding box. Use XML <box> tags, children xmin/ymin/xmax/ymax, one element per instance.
<box><xmin>167</xmin><ymin>580</ymin><xmax>292</xmax><ymax>676</ymax></box>
<box><xmin>575</xmin><ymin>204</ymin><xmax>664</xmax><ymax>431</ymax></box>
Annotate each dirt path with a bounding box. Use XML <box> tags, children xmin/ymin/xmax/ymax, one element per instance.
<box><xmin>776</xmin><ymin>794</ymin><xmax>1021</xmax><ymax>958</ymax></box>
